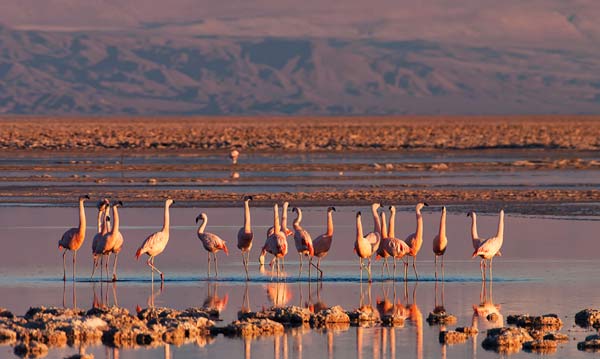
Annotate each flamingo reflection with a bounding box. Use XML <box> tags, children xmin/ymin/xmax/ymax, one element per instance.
<box><xmin>202</xmin><ymin>282</ymin><xmax>229</xmax><ymax>317</ymax></box>
<box><xmin>267</xmin><ymin>282</ymin><xmax>292</xmax><ymax>308</ymax></box>
<box><xmin>404</xmin><ymin>282</ymin><xmax>423</xmax><ymax>359</ymax></box>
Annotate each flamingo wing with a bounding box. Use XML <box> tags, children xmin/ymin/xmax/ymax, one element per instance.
<box><xmin>136</xmin><ymin>231</ymin><xmax>168</xmax><ymax>258</ymax></box>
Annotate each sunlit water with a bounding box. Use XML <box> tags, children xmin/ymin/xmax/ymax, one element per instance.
<box><xmin>1</xmin><ymin>206</ymin><xmax>599</xmax><ymax>358</ymax></box>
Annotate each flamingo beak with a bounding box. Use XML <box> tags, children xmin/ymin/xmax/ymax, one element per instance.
<box><xmin>223</xmin><ymin>244</ymin><xmax>229</xmax><ymax>256</ymax></box>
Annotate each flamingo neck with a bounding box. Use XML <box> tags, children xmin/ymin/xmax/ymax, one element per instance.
<box><xmin>103</xmin><ymin>206</ymin><xmax>111</xmax><ymax>233</ymax></box>
<box><xmin>273</xmin><ymin>205</ymin><xmax>281</xmax><ymax>234</ymax></box>
<box><xmin>389</xmin><ymin>209</ymin><xmax>396</xmax><ymax>238</ymax></box>
<box><xmin>326</xmin><ymin>211</ymin><xmax>334</xmax><ymax>236</ymax></box>
<box><xmin>380</xmin><ymin>212</ymin><xmax>388</xmax><ymax>238</ymax></box>
<box><xmin>162</xmin><ymin>203</ymin><xmax>170</xmax><ymax>232</ymax></box>
<box><xmin>96</xmin><ymin>210</ymin><xmax>103</xmax><ymax>233</ymax></box>
<box><xmin>112</xmin><ymin>205</ymin><xmax>120</xmax><ymax>233</ymax></box>
<box><xmin>293</xmin><ymin>209</ymin><xmax>302</xmax><ymax>231</ymax></box>
<box><xmin>496</xmin><ymin>211</ymin><xmax>504</xmax><ymax>239</ymax></box>
<box><xmin>415</xmin><ymin>208</ymin><xmax>423</xmax><ymax>241</ymax></box>
<box><xmin>371</xmin><ymin>205</ymin><xmax>381</xmax><ymax>235</ymax></box>
<box><xmin>243</xmin><ymin>201</ymin><xmax>251</xmax><ymax>233</ymax></box>
<box><xmin>198</xmin><ymin>217</ymin><xmax>207</xmax><ymax>234</ymax></box>
<box><xmin>439</xmin><ymin>210</ymin><xmax>446</xmax><ymax>237</ymax></box>
<box><xmin>356</xmin><ymin>215</ymin><xmax>364</xmax><ymax>241</ymax></box>
<box><xmin>78</xmin><ymin>199</ymin><xmax>86</xmax><ymax>237</ymax></box>
<box><xmin>471</xmin><ymin>213</ymin><xmax>479</xmax><ymax>239</ymax></box>
<box><xmin>281</xmin><ymin>203</ymin><xmax>289</xmax><ymax>232</ymax></box>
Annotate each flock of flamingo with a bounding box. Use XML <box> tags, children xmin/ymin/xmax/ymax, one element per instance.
<box><xmin>58</xmin><ymin>195</ymin><xmax>505</xmax><ymax>284</ymax></box>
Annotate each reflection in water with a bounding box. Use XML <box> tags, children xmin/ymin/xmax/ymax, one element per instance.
<box><xmin>405</xmin><ymin>282</ymin><xmax>423</xmax><ymax>359</ymax></box>
<box><xmin>267</xmin><ymin>282</ymin><xmax>292</xmax><ymax>307</ymax></box>
<box><xmin>202</xmin><ymin>282</ymin><xmax>229</xmax><ymax>314</ymax></box>
<box><xmin>472</xmin><ymin>279</ymin><xmax>503</xmax><ymax>357</ymax></box>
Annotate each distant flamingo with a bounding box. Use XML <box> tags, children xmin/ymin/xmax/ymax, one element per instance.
<box><xmin>229</xmin><ymin>149</ymin><xmax>240</xmax><ymax>165</ymax></box>
<box><xmin>354</xmin><ymin>211</ymin><xmax>381</xmax><ymax>282</ymax></box>
<box><xmin>432</xmin><ymin>206</ymin><xmax>448</xmax><ymax>280</ymax></box>
<box><xmin>91</xmin><ymin>198</ymin><xmax>110</xmax><ymax>280</ymax></box>
<box><xmin>135</xmin><ymin>199</ymin><xmax>174</xmax><ymax>282</ymax></box>
<box><xmin>237</xmin><ymin>195</ymin><xmax>254</xmax><ymax>280</ymax></box>
<box><xmin>309</xmin><ymin>206</ymin><xmax>335</xmax><ymax>280</ymax></box>
<box><xmin>196</xmin><ymin>212</ymin><xmax>229</xmax><ymax>278</ymax></box>
<box><xmin>467</xmin><ymin>211</ymin><xmax>502</xmax><ymax>257</ymax></box>
<box><xmin>106</xmin><ymin>201</ymin><xmax>124</xmax><ymax>281</ymax></box>
<box><xmin>472</xmin><ymin>210</ymin><xmax>504</xmax><ymax>281</ymax></box>
<box><xmin>291</xmin><ymin>207</ymin><xmax>314</xmax><ymax>277</ymax></box>
<box><xmin>405</xmin><ymin>202</ymin><xmax>428</xmax><ymax>281</ymax></box>
<box><xmin>383</xmin><ymin>206</ymin><xmax>411</xmax><ymax>280</ymax></box>
<box><xmin>260</xmin><ymin>203</ymin><xmax>288</xmax><ymax>279</ymax></box>
<box><xmin>59</xmin><ymin>194</ymin><xmax>90</xmax><ymax>281</ymax></box>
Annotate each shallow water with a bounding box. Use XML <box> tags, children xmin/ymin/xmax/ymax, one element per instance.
<box><xmin>1</xmin><ymin>206</ymin><xmax>599</xmax><ymax>358</ymax></box>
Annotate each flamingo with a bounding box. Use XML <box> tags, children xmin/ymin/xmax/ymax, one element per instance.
<box><xmin>260</xmin><ymin>203</ymin><xmax>288</xmax><ymax>279</ymax></box>
<box><xmin>58</xmin><ymin>194</ymin><xmax>90</xmax><ymax>281</ymax></box>
<box><xmin>383</xmin><ymin>206</ymin><xmax>411</xmax><ymax>280</ymax></box>
<box><xmin>376</xmin><ymin>210</ymin><xmax>392</xmax><ymax>277</ymax></box>
<box><xmin>135</xmin><ymin>199</ymin><xmax>174</xmax><ymax>282</ymax></box>
<box><xmin>266</xmin><ymin>201</ymin><xmax>292</xmax><ymax>268</ymax></box>
<box><xmin>354</xmin><ymin>211</ymin><xmax>380</xmax><ymax>283</ymax></box>
<box><xmin>237</xmin><ymin>195</ymin><xmax>254</xmax><ymax>280</ymax></box>
<box><xmin>229</xmin><ymin>149</ymin><xmax>240</xmax><ymax>164</ymax></box>
<box><xmin>291</xmin><ymin>207</ymin><xmax>314</xmax><ymax>277</ymax></box>
<box><xmin>432</xmin><ymin>206</ymin><xmax>448</xmax><ymax>280</ymax></box>
<box><xmin>106</xmin><ymin>201</ymin><xmax>124</xmax><ymax>281</ymax></box>
<box><xmin>309</xmin><ymin>206</ymin><xmax>335</xmax><ymax>280</ymax></box>
<box><xmin>472</xmin><ymin>210</ymin><xmax>504</xmax><ymax>281</ymax></box>
<box><xmin>91</xmin><ymin>198</ymin><xmax>110</xmax><ymax>280</ymax></box>
<box><xmin>404</xmin><ymin>202</ymin><xmax>428</xmax><ymax>281</ymax></box>
<box><xmin>196</xmin><ymin>212</ymin><xmax>229</xmax><ymax>278</ymax></box>
<box><xmin>467</xmin><ymin>211</ymin><xmax>502</xmax><ymax>257</ymax></box>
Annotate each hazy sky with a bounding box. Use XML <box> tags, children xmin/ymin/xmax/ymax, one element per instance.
<box><xmin>1</xmin><ymin>0</ymin><xmax>600</xmax><ymax>51</ymax></box>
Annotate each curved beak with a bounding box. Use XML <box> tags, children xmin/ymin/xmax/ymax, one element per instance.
<box><xmin>84</xmin><ymin>194</ymin><xmax>90</xmax><ymax>200</ymax></box>
<box><xmin>356</xmin><ymin>211</ymin><xmax>361</xmax><ymax>217</ymax></box>
<box><xmin>331</xmin><ymin>207</ymin><xmax>336</xmax><ymax>212</ymax></box>
<box><xmin>222</xmin><ymin>243</ymin><xmax>229</xmax><ymax>256</ymax></box>
<box><xmin>424</xmin><ymin>202</ymin><xmax>429</xmax><ymax>206</ymax></box>
<box><xmin>195</xmin><ymin>215</ymin><xmax>201</xmax><ymax>223</ymax></box>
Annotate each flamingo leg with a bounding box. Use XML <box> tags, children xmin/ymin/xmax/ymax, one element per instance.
<box><xmin>367</xmin><ymin>258</ymin><xmax>372</xmax><ymax>283</ymax></box>
<box><xmin>441</xmin><ymin>255</ymin><xmax>445</xmax><ymax>281</ymax></box>
<box><xmin>308</xmin><ymin>257</ymin><xmax>312</xmax><ymax>281</ymax></box>
<box><xmin>403</xmin><ymin>258</ymin><xmax>408</xmax><ymax>282</ymax></box>
<box><xmin>207</xmin><ymin>252</ymin><xmax>211</xmax><ymax>278</ymax></box>
<box><xmin>299</xmin><ymin>254</ymin><xmax>303</xmax><ymax>278</ymax></box>
<box><xmin>243</xmin><ymin>252</ymin><xmax>249</xmax><ymax>280</ymax></box>
<box><xmin>318</xmin><ymin>258</ymin><xmax>323</xmax><ymax>280</ymax></box>
<box><xmin>479</xmin><ymin>258</ymin><xmax>484</xmax><ymax>281</ymax></box>
<box><xmin>412</xmin><ymin>256</ymin><xmax>419</xmax><ymax>281</ymax></box>
<box><xmin>489</xmin><ymin>257</ymin><xmax>493</xmax><ymax>281</ymax></box>
<box><xmin>359</xmin><ymin>258</ymin><xmax>363</xmax><ymax>282</ymax></box>
<box><xmin>385</xmin><ymin>258</ymin><xmax>391</xmax><ymax>277</ymax></box>
<box><xmin>90</xmin><ymin>257</ymin><xmax>98</xmax><ymax>280</ymax></box>
<box><xmin>148</xmin><ymin>256</ymin><xmax>164</xmax><ymax>281</ymax></box>
<box><xmin>62</xmin><ymin>250</ymin><xmax>67</xmax><ymax>281</ymax></box>
<box><xmin>214</xmin><ymin>252</ymin><xmax>219</xmax><ymax>278</ymax></box>
<box><xmin>73</xmin><ymin>250</ymin><xmax>77</xmax><ymax>282</ymax></box>
<box><xmin>434</xmin><ymin>256</ymin><xmax>438</xmax><ymax>281</ymax></box>
<box><xmin>112</xmin><ymin>253</ymin><xmax>119</xmax><ymax>282</ymax></box>
<box><xmin>393</xmin><ymin>258</ymin><xmax>397</xmax><ymax>280</ymax></box>
<box><xmin>105</xmin><ymin>253</ymin><xmax>110</xmax><ymax>279</ymax></box>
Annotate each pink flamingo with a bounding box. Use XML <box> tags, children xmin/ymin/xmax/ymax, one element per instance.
<box><xmin>376</xmin><ymin>210</ymin><xmax>392</xmax><ymax>277</ymax></box>
<box><xmin>472</xmin><ymin>210</ymin><xmax>504</xmax><ymax>281</ymax></box>
<box><xmin>404</xmin><ymin>202</ymin><xmax>428</xmax><ymax>281</ymax></box>
<box><xmin>382</xmin><ymin>206</ymin><xmax>411</xmax><ymax>280</ymax></box>
<box><xmin>354</xmin><ymin>210</ymin><xmax>381</xmax><ymax>283</ymax></box>
<box><xmin>309</xmin><ymin>206</ymin><xmax>335</xmax><ymax>280</ymax></box>
<box><xmin>291</xmin><ymin>207</ymin><xmax>314</xmax><ymax>277</ymax></box>
<box><xmin>135</xmin><ymin>199</ymin><xmax>174</xmax><ymax>282</ymax></box>
<box><xmin>237</xmin><ymin>195</ymin><xmax>254</xmax><ymax>280</ymax></box>
<box><xmin>91</xmin><ymin>198</ymin><xmax>110</xmax><ymax>280</ymax></box>
<box><xmin>260</xmin><ymin>203</ymin><xmax>288</xmax><ymax>279</ymax></box>
<box><xmin>467</xmin><ymin>210</ymin><xmax>502</xmax><ymax>257</ymax></box>
<box><xmin>106</xmin><ymin>201</ymin><xmax>124</xmax><ymax>281</ymax></box>
<box><xmin>58</xmin><ymin>194</ymin><xmax>90</xmax><ymax>281</ymax></box>
<box><xmin>432</xmin><ymin>206</ymin><xmax>448</xmax><ymax>280</ymax></box>
<box><xmin>196</xmin><ymin>212</ymin><xmax>229</xmax><ymax>278</ymax></box>
<box><xmin>266</xmin><ymin>201</ymin><xmax>292</xmax><ymax>268</ymax></box>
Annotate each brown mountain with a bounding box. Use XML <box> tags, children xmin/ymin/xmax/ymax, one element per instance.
<box><xmin>1</xmin><ymin>23</ymin><xmax>600</xmax><ymax>115</ymax></box>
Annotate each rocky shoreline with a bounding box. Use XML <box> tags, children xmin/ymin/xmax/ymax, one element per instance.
<box><xmin>1</xmin><ymin>305</ymin><xmax>599</xmax><ymax>357</ymax></box>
